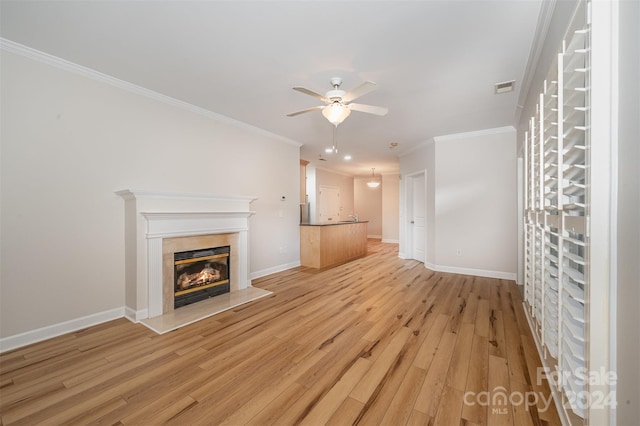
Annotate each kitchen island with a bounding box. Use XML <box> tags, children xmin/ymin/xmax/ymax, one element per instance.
<box><xmin>300</xmin><ymin>221</ymin><xmax>368</xmax><ymax>269</ymax></box>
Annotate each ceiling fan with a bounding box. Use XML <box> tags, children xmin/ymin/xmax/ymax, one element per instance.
<box><xmin>286</xmin><ymin>77</ymin><xmax>388</xmax><ymax>126</ymax></box>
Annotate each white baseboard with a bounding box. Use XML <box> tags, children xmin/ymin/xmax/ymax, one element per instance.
<box><xmin>424</xmin><ymin>262</ymin><xmax>516</xmax><ymax>280</ymax></box>
<box><xmin>367</xmin><ymin>234</ymin><xmax>382</xmax><ymax>239</ymax></box>
<box><xmin>0</xmin><ymin>307</ymin><xmax>125</xmax><ymax>353</ymax></box>
<box><xmin>381</xmin><ymin>238</ymin><xmax>399</xmax><ymax>244</ymax></box>
<box><xmin>124</xmin><ymin>306</ymin><xmax>148</xmax><ymax>323</ymax></box>
<box><xmin>250</xmin><ymin>260</ymin><xmax>300</xmax><ymax>280</ymax></box>
<box><xmin>425</xmin><ymin>262</ymin><xmax>438</xmax><ymax>271</ymax></box>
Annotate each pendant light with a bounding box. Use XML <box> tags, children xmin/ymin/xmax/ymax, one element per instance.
<box><xmin>367</xmin><ymin>168</ymin><xmax>380</xmax><ymax>188</ymax></box>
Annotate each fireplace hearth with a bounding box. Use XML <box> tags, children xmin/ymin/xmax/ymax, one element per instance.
<box><xmin>174</xmin><ymin>246</ymin><xmax>230</xmax><ymax>308</ymax></box>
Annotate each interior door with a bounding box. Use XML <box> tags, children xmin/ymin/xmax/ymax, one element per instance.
<box><xmin>319</xmin><ymin>185</ymin><xmax>340</xmax><ymax>222</ymax></box>
<box><xmin>409</xmin><ymin>173</ymin><xmax>426</xmax><ymax>262</ymax></box>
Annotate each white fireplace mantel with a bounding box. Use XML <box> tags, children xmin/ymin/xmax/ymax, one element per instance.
<box><xmin>116</xmin><ymin>190</ymin><xmax>256</xmax><ymax>320</ymax></box>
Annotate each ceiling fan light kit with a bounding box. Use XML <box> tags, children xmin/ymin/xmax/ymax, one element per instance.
<box><xmin>287</xmin><ymin>77</ymin><xmax>388</xmax><ymax>126</ymax></box>
<box><xmin>288</xmin><ymin>78</ymin><xmax>389</xmax><ymax>169</ymax></box>
<box><xmin>322</xmin><ymin>102</ymin><xmax>351</xmax><ymax>126</ymax></box>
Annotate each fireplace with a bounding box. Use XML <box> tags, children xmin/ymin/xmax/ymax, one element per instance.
<box><xmin>116</xmin><ymin>189</ymin><xmax>256</xmax><ymax>320</ymax></box>
<box><xmin>174</xmin><ymin>246</ymin><xmax>230</xmax><ymax>308</ymax></box>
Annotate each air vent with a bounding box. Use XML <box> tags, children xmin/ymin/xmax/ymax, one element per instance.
<box><xmin>494</xmin><ymin>80</ymin><xmax>516</xmax><ymax>94</ymax></box>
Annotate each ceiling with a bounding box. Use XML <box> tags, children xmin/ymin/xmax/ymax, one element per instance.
<box><xmin>0</xmin><ymin>0</ymin><xmax>543</xmax><ymax>177</ymax></box>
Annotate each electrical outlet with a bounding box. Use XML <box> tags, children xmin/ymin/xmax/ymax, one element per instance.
<box><xmin>456</xmin><ymin>249</ymin><xmax>462</xmax><ymax>257</ymax></box>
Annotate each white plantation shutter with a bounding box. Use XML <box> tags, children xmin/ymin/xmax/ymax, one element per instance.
<box><xmin>522</xmin><ymin>1</ymin><xmax>590</xmax><ymax>423</ymax></box>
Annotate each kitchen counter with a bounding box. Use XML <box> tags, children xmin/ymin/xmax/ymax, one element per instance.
<box><xmin>300</xmin><ymin>221</ymin><xmax>368</xmax><ymax>268</ymax></box>
<box><xmin>300</xmin><ymin>220</ymin><xmax>368</xmax><ymax>226</ymax></box>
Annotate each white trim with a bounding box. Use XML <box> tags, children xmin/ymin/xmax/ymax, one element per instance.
<box><xmin>115</xmin><ymin>189</ymin><xmax>257</xmax><ymax>203</ymax></box>
<box><xmin>250</xmin><ymin>261</ymin><xmax>301</xmax><ymax>280</ymax></box>
<box><xmin>396</xmin><ymin>139</ymin><xmax>434</xmax><ymax>159</ymax></box>
<box><xmin>0</xmin><ymin>307</ymin><xmax>125</xmax><ymax>353</ymax></box>
<box><xmin>124</xmin><ymin>307</ymin><xmax>148</xmax><ymax>323</ymax></box>
<box><xmin>144</xmin><ymin>226</ymin><xmax>249</xmax><ymax>239</ymax></box>
<box><xmin>517</xmin><ymin>157</ymin><xmax>525</xmax><ymax>286</ymax></box>
<box><xmin>0</xmin><ymin>38</ymin><xmax>302</xmax><ymax>148</ymax></box>
<box><xmin>515</xmin><ymin>0</ymin><xmax>558</xmax><ymax>125</ymax></box>
<box><xmin>314</xmin><ymin>165</ymin><xmax>354</xmax><ymax>178</ymax></box>
<box><xmin>608</xmin><ymin>2</ymin><xmax>620</xmax><ymax>422</ymax></box>
<box><xmin>589</xmin><ymin>1</ymin><xmax>617</xmax><ymax>423</ymax></box>
<box><xmin>402</xmin><ymin>170</ymin><xmax>428</xmax><ymax>264</ymax></box>
<box><xmin>433</xmin><ymin>126</ymin><xmax>515</xmax><ymax>143</ymax></box>
<box><xmin>382</xmin><ymin>238</ymin><xmax>399</xmax><ymax>244</ymax></box>
<box><xmin>425</xmin><ymin>262</ymin><xmax>517</xmax><ymax>281</ymax></box>
<box><xmin>523</xmin><ymin>305</ymin><xmax>571</xmax><ymax>426</ymax></box>
<box><xmin>354</xmin><ymin>176</ymin><xmax>391</xmax><ymax>182</ymax></box>
<box><xmin>142</xmin><ymin>212</ymin><xmax>253</xmax><ymax>220</ymax></box>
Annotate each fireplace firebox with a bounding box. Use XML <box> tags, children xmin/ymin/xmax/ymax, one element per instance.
<box><xmin>174</xmin><ymin>246</ymin><xmax>230</xmax><ymax>309</ymax></box>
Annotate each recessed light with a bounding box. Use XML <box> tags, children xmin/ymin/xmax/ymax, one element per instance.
<box><xmin>325</xmin><ymin>147</ymin><xmax>334</xmax><ymax>153</ymax></box>
<box><xmin>343</xmin><ymin>155</ymin><xmax>352</xmax><ymax>160</ymax></box>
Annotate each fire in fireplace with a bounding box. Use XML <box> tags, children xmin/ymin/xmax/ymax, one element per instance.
<box><xmin>174</xmin><ymin>246</ymin><xmax>230</xmax><ymax>308</ymax></box>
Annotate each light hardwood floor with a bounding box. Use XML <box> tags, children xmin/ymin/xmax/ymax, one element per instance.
<box><xmin>0</xmin><ymin>241</ymin><xmax>560</xmax><ymax>425</ymax></box>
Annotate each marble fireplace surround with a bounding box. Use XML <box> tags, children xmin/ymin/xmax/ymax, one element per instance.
<box><xmin>116</xmin><ymin>190</ymin><xmax>263</xmax><ymax>326</ymax></box>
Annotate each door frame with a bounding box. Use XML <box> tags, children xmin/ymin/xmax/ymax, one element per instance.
<box><xmin>401</xmin><ymin>170</ymin><xmax>428</xmax><ymax>264</ymax></box>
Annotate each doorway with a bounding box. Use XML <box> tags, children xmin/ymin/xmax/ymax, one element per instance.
<box><xmin>405</xmin><ymin>171</ymin><xmax>426</xmax><ymax>263</ymax></box>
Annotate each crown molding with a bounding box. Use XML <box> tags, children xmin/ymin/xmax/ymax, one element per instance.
<box><xmin>0</xmin><ymin>38</ymin><xmax>302</xmax><ymax>148</ymax></box>
<box><xmin>514</xmin><ymin>0</ymin><xmax>557</xmax><ymax>126</ymax></box>
<box><xmin>397</xmin><ymin>126</ymin><xmax>516</xmax><ymax>158</ymax></box>
<box><xmin>313</xmin><ymin>165</ymin><xmax>354</xmax><ymax>178</ymax></box>
<box><xmin>396</xmin><ymin>138</ymin><xmax>435</xmax><ymax>158</ymax></box>
<box><xmin>433</xmin><ymin>126</ymin><xmax>515</xmax><ymax>142</ymax></box>
<box><xmin>354</xmin><ymin>171</ymin><xmax>399</xmax><ymax>180</ymax></box>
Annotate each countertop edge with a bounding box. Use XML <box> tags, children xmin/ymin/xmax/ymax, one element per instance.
<box><xmin>300</xmin><ymin>221</ymin><xmax>368</xmax><ymax>227</ymax></box>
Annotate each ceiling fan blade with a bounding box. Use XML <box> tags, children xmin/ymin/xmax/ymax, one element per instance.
<box><xmin>292</xmin><ymin>87</ymin><xmax>329</xmax><ymax>103</ymax></box>
<box><xmin>342</xmin><ymin>81</ymin><xmax>377</xmax><ymax>103</ymax></box>
<box><xmin>286</xmin><ymin>105</ymin><xmax>324</xmax><ymax>117</ymax></box>
<box><xmin>348</xmin><ymin>103</ymin><xmax>389</xmax><ymax>116</ymax></box>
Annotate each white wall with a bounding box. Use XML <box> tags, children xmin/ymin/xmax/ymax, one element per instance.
<box><xmin>433</xmin><ymin>128</ymin><xmax>517</xmax><ymax>277</ymax></box>
<box><xmin>0</xmin><ymin>50</ymin><xmax>300</xmax><ymax>340</ymax></box>
<box><xmin>381</xmin><ymin>173</ymin><xmax>399</xmax><ymax>243</ymax></box>
<box><xmin>354</xmin><ymin>178</ymin><xmax>382</xmax><ymax>238</ymax></box>
<box><xmin>399</xmin><ymin>128</ymin><xmax>517</xmax><ymax>279</ymax></box>
<box><xmin>615</xmin><ymin>0</ymin><xmax>640</xmax><ymax>422</ymax></box>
